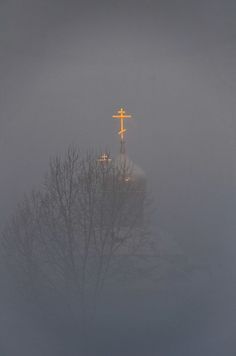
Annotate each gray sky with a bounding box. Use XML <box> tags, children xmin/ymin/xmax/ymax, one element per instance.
<box><xmin>1</xmin><ymin>0</ymin><xmax>236</xmax><ymax>248</ymax></box>
<box><xmin>1</xmin><ymin>1</ymin><xmax>236</xmax><ymax>355</ymax></box>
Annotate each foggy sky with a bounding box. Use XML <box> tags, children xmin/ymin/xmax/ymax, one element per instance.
<box><xmin>1</xmin><ymin>0</ymin><xmax>236</xmax><ymax>252</ymax></box>
<box><xmin>1</xmin><ymin>1</ymin><xmax>236</xmax><ymax>355</ymax></box>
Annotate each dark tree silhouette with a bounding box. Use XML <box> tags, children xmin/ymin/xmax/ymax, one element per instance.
<box><xmin>1</xmin><ymin>146</ymin><xmax>151</xmax><ymax>327</ymax></box>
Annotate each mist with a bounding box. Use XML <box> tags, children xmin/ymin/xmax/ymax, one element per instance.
<box><xmin>1</xmin><ymin>0</ymin><xmax>236</xmax><ymax>355</ymax></box>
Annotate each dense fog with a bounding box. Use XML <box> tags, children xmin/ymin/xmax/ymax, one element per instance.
<box><xmin>1</xmin><ymin>0</ymin><xmax>236</xmax><ymax>355</ymax></box>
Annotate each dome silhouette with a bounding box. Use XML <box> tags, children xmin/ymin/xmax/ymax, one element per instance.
<box><xmin>114</xmin><ymin>153</ymin><xmax>146</xmax><ymax>184</ymax></box>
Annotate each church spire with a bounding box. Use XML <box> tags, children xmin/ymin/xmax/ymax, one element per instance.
<box><xmin>112</xmin><ymin>108</ymin><xmax>132</xmax><ymax>154</ymax></box>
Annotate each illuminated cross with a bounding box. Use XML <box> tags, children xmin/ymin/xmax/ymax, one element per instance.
<box><xmin>97</xmin><ymin>153</ymin><xmax>112</xmax><ymax>163</ymax></box>
<box><xmin>112</xmin><ymin>108</ymin><xmax>132</xmax><ymax>153</ymax></box>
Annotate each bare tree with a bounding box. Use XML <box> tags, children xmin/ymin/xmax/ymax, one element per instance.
<box><xmin>1</xmin><ymin>146</ymin><xmax>151</xmax><ymax>326</ymax></box>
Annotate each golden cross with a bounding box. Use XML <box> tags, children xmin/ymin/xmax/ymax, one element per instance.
<box><xmin>112</xmin><ymin>108</ymin><xmax>132</xmax><ymax>141</ymax></box>
<box><xmin>97</xmin><ymin>153</ymin><xmax>112</xmax><ymax>163</ymax></box>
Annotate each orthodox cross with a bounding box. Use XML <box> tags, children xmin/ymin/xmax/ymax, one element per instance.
<box><xmin>112</xmin><ymin>108</ymin><xmax>132</xmax><ymax>154</ymax></box>
<box><xmin>97</xmin><ymin>153</ymin><xmax>112</xmax><ymax>163</ymax></box>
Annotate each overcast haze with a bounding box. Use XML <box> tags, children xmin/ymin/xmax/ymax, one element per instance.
<box><xmin>1</xmin><ymin>0</ymin><xmax>236</xmax><ymax>355</ymax></box>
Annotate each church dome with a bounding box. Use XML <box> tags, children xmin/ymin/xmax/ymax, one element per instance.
<box><xmin>114</xmin><ymin>153</ymin><xmax>146</xmax><ymax>183</ymax></box>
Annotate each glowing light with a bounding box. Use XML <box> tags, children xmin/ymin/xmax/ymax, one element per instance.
<box><xmin>112</xmin><ymin>108</ymin><xmax>132</xmax><ymax>141</ymax></box>
<box><xmin>98</xmin><ymin>153</ymin><xmax>112</xmax><ymax>163</ymax></box>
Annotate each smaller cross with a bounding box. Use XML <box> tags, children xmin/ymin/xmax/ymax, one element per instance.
<box><xmin>97</xmin><ymin>153</ymin><xmax>112</xmax><ymax>163</ymax></box>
